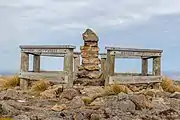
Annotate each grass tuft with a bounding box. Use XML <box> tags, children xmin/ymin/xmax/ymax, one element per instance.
<box><xmin>82</xmin><ymin>96</ymin><xmax>93</xmax><ymax>105</ymax></box>
<box><xmin>105</xmin><ymin>83</ymin><xmax>132</xmax><ymax>95</ymax></box>
<box><xmin>82</xmin><ymin>84</ymin><xmax>132</xmax><ymax>105</ymax></box>
<box><xmin>161</xmin><ymin>76</ymin><xmax>180</xmax><ymax>93</ymax></box>
<box><xmin>161</xmin><ymin>77</ymin><xmax>173</xmax><ymax>91</ymax></box>
<box><xmin>0</xmin><ymin>118</ymin><xmax>13</xmax><ymax>120</ymax></box>
<box><xmin>29</xmin><ymin>80</ymin><xmax>51</xmax><ymax>96</ymax></box>
<box><xmin>174</xmin><ymin>85</ymin><xmax>180</xmax><ymax>92</ymax></box>
<box><xmin>2</xmin><ymin>76</ymin><xmax>20</xmax><ymax>88</ymax></box>
<box><xmin>0</xmin><ymin>76</ymin><xmax>20</xmax><ymax>89</ymax></box>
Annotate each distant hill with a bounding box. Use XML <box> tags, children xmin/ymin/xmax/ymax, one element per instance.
<box><xmin>0</xmin><ymin>70</ymin><xmax>180</xmax><ymax>80</ymax></box>
<box><xmin>163</xmin><ymin>71</ymin><xmax>180</xmax><ymax>80</ymax></box>
<box><xmin>0</xmin><ymin>71</ymin><xmax>17</xmax><ymax>76</ymax></box>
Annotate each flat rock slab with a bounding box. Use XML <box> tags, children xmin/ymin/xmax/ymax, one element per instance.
<box><xmin>74</xmin><ymin>78</ymin><xmax>104</xmax><ymax>86</ymax></box>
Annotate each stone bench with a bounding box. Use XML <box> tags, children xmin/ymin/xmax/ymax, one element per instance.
<box><xmin>39</xmin><ymin>51</ymin><xmax>81</xmax><ymax>73</ymax></box>
<box><xmin>109</xmin><ymin>75</ymin><xmax>162</xmax><ymax>85</ymax></box>
<box><xmin>103</xmin><ymin>47</ymin><xmax>163</xmax><ymax>85</ymax></box>
<box><xmin>19</xmin><ymin>45</ymin><xmax>76</xmax><ymax>89</ymax></box>
<box><xmin>19</xmin><ymin>71</ymin><xmax>68</xmax><ymax>84</ymax></box>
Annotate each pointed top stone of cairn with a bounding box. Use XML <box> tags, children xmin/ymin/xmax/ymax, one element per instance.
<box><xmin>82</xmin><ymin>29</ymin><xmax>99</xmax><ymax>42</ymax></box>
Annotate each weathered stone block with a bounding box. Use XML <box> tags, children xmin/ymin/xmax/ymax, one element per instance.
<box><xmin>77</xmin><ymin>28</ymin><xmax>101</xmax><ymax>84</ymax></box>
<box><xmin>83</xmin><ymin>64</ymin><xmax>100</xmax><ymax>71</ymax></box>
<box><xmin>85</xmin><ymin>41</ymin><xmax>98</xmax><ymax>47</ymax></box>
<box><xmin>82</xmin><ymin>29</ymin><xmax>99</xmax><ymax>42</ymax></box>
<box><xmin>80</xmin><ymin>46</ymin><xmax>99</xmax><ymax>52</ymax></box>
<box><xmin>86</xmin><ymin>71</ymin><xmax>102</xmax><ymax>79</ymax></box>
<box><xmin>81</xmin><ymin>52</ymin><xmax>98</xmax><ymax>58</ymax></box>
<box><xmin>77</xmin><ymin>70</ymin><xmax>102</xmax><ymax>79</ymax></box>
<box><xmin>82</xmin><ymin>58</ymin><xmax>100</xmax><ymax>64</ymax></box>
<box><xmin>60</xmin><ymin>88</ymin><xmax>79</xmax><ymax>100</ymax></box>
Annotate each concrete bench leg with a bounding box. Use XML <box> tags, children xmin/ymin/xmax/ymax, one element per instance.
<box><xmin>33</xmin><ymin>55</ymin><xmax>40</xmax><ymax>72</ymax></box>
<box><xmin>142</xmin><ymin>58</ymin><xmax>148</xmax><ymax>76</ymax></box>
<box><xmin>20</xmin><ymin>52</ymin><xmax>29</xmax><ymax>90</ymax></box>
<box><xmin>105</xmin><ymin>50</ymin><xmax>115</xmax><ymax>86</ymax></box>
<box><xmin>153</xmin><ymin>57</ymin><xmax>161</xmax><ymax>75</ymax></box>
<box><xmin>64</xmin><ymin>49</ymin><xmax>74</xmax><ymax>88</ymax></box>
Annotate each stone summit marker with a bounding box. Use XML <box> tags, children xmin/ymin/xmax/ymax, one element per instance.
<box><xmin>18</xmin><ymin>28</ymin><xmax>163</xmax><ymax>88</ymax></box>
<box><xmin>76</xmin><ymin>29</ymin><xmax>103</xmax><ymax>85</ymax></box>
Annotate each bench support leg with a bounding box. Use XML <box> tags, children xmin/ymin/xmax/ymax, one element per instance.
<box><xmin>74</xmin><ymin>55</ymin><xmax>80</xmax><ymax>73</ymax></box>
<box><xmin>142</xmin><ymin>58</ymin><xmax>148</xmax><ymax>76</ymax></box>
<box><xmin>33</xmin><ymin>55</ymin><xmax>40</xmax><ymax>72</ymax></box>
<box><xmin>101</xmin><ymin>58</ymin><xmax>106</xmax><ymax>80</ymax></box>
<box><xmin>153</xmin><ymin>57</ymin><xmax>161</xmax><ymax>76</ymax></box>
<box><xmin>20</xmin><ymin>52</ymin><xmax>29</xmax><ymax>90</ymax></box>
<box><xmin>64</xmin><ymin>49</ymin><xmax>74</xmax><ymax>88</ymax></box>
<box><xmin>105</xmin><ymin>51</ymin><xmax>115</xmax><ymax>86</ymax></box>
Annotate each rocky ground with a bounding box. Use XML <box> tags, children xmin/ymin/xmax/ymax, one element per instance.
<box><xmin>0</xmin><ymin>84</ymin><xmax>180</xmax><ymax>120</ymax></box>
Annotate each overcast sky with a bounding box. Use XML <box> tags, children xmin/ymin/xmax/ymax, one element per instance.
<box><xmin>0</xmin><ymin>0</ymin><xmax>180</xmax><ymax>73</ymax></box>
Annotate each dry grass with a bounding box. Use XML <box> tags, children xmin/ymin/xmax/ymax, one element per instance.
<box><xmin>82</xmin><ymin>83</ymin><xmax>132</xmax><ymax>105</ymax></box>
<box><xmin>111</xmin><ymin>84</ymin><xmax>131</xmax><ymax>94</ymax></box>
<box><xmin>161</xmin><ymin>76</ymin><xmax>180</xmax><ymax>93</ymax></box>
<box><xmin>0</xmin><ymin>78</ymin><xmax>7</xmax><ymax>87</ymax></box>
<box><xmin>82</xmin><ymin>96</ymin><xmax>93</xmax><ymax>105</ymax></box>
<box><xmin>174</xmin><ymin>85</ymin><xmax>180</xmax><ymax>92</ymax></box>
<box><xmin>104</xmin><ymin>83</ymin><xmax>132</xmax><ymax>95</ymax></box>
<box><xmin>0</xmin><ymin>75</ymin><xmax>20</xmax><ymax>90</ymax></box>
<box><xmin>2</xmin><ymin>76</ymin><xmax>20</xmax><ymax>88</ymax></box>
<box><xmin>0</xmin><ymin>118</ymin><xmax>13</xmax><ymax>120</ymax></box>
<box><xmin>29</xmin><ymin>80</ymin><xmax>51</xmax><ymax>96</ymax></box>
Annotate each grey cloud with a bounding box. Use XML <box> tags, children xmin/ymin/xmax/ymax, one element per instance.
<box><xmin>0</xmin><ymin>0</ymin><xmax>180</xmax><ymax>71</ymax></box>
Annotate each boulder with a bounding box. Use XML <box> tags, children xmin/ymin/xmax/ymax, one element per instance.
<box><xmin>127</xmin><ymin>85</ymin><xmax>140</xmax><ymax>92</ymax></box>
<box><xmin>158</xmin><ymin>108</ymin><xmax>180</xmax><ymax>119</ymax></box>
<box><xmin>118</xmin><ymin>92</ymin><xmax>129</xmax><ymax>100</ymax></box>
<box><xmin>170</xmin><ymin>92</ymin><xmax>180</xmax><ymax>99</ymax></box>
<box><xmin>40</xmin><ymin>85</ymin><xmax>63</xmax><ymax>99</ymax></box>
<box><xmin>14</xmin><ymin>115</ymin><xmax>30</xmax><ymax>120</ymax></box>
<box><xmin>151</xmin><ymin>98</ymin><xmax>170</xmax><ymax>112</ymax></box>
<box><xmin>59</xmin><ymin>98</ymin><xmax>70</xmax><ymax>104</ymax></box>
<box><xmin>144</xmin><ymin>89</ymin><xmax>162</xmax><ymax>97</ymax></box>
<box><xmin>169</xmin><ymin>98</ymin><xmax>180</xmax><ymax>110</ymax></box>
<box><xmin>40</xmin><ymin>89</ymin><xmax>56</xmax><ymax>99</ymax></box>
<box><xmin>155</xmin><ymin>91</ymin><xmax>171</xmax><ymax>98</ymax></box>
<box><xmin>104</xmin><ymin>94</ymin><xmax>136</xmax><ymax>112</ymax></box>
<box><xmin>0</xmin><ymin>88</ymin><xmax>24</xmax><ymax>100</ymax></box>
<box><xmin>60</xmin><ymin>88</ymin><xmax>79</xmax><ymax>100</ymax></box>
<box><xmin>80</xmin><ymin>86</ymin><xmax>105</xmax><ymax>98</ymax></box>
<box><xmin>69</xmin><ymin>96</ymin><xmax>85</xmax><ymax>109</ymax></box>
<box><xmin>129</xmin><ymin>94</ymin><xmax>153</xmax><ymax>110</ymax></box>
<box><xmin>74</xmin><ymin>112</ymin><xmax>87</xmax><ymax>120</ymax></box>
<box><xmin>90</xmin><ymin>113</ymin><xmax>101</xmax><ymax>120</ymax></box>
<box><xmin>0</xmin><ymin>101</ymin><xmax>20</xmax><ymax>116</ymax></box>
<box><xmin>44</xmin><ymin>117</ymin><xmax>62</xmax><ymax>120</ymax></box>
<box><xmin>90</xmin><ymin>97</ymin><xmax>105</xmax><ymax>106</ymax></box>
<box><xmin>74</xmin><ymin>109</ymin><xmax>95</xmax><ymax>120</ymax></box>
<box><xmin>51</xmin><ymin>104</ymin><xmax>67</xmax><ymax>112</ymax></box>
<box><xmin>116</xmin><ymin>100</ymin><xmax>136</xmax><ymax>112</ymax></box>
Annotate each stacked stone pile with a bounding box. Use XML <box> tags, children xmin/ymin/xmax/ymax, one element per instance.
<box><xmin>77</xmin><ymin>29</ymin><xmax>102</xmax><ymax>79</ymax></box>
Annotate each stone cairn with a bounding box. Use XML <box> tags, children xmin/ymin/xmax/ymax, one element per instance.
<box><xmin>77</xmin><ymin>29</ymin><xmax>102</xmax><ymax>85</ymax></box>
